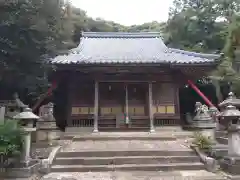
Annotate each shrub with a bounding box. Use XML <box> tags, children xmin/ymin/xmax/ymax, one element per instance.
<box><xmin>0</xmin><ymin>120</ymin><xmax>23</xmax><ymax>157</ymax></box>
<box><xmin>192</xmin><ymin>132</ymin><xmax>213</xmax><ymax>151</ymax></box>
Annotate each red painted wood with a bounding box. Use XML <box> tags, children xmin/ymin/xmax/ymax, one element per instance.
<box><xmin>187</xmin><ymin>80</ymin><xmax>215</xmax><ymax>107</ymax></box>
<box><xmin>32</xmin><ymin>81</ymin><xmax>58</xmax><ymax>112</ymax></box>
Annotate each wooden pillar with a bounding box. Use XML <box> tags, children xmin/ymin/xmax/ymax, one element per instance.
<box><xmin>125</xmin><ymin>84</ymin><xmax>129</xmax><ymax>125</ymax></box>
<box><xmin>148</xmin><ymin>82</ymin><xmax>155</xmax><ymax>132</ymax></box>
<box><xmin>66</xmin><ymin>78</ymin><xmax>74</xmax><ymax>128</ymax></box>
<box><xmin>93</xmin><ymin>81</ymin><xmax>99</xmax><ymax>133</ymax></box>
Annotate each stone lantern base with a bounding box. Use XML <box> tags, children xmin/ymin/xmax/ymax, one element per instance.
<box><xmin>192</xmin><ymin>122</ymin><xmax>216</xmax><ymax>141</ymax></box>
<box><xmin>221</xmin><ymin>156</ymin><xmax>240</xmax><ymax>175</ymax></box>
<box><xmin>3</xmin><ymin>161</ymin><xmax>41</xmax><ymax>179</ymax></box>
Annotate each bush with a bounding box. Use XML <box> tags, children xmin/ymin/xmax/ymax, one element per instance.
<box><xmin>192</xmin><ymin>132</ymin><xmax>213</xmax><ymax>151</ymax></box>
<box><xmin>0</xmin><ymin>120</ymin><xmax>23</xmax><ymax>157</ymax></box>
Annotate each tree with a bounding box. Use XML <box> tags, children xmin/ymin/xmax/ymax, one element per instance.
<box><xmin>210</xmin><ymin>14</ymin><xmax>240</xmax><ymax>98</ymax></box>
<box><xmin>0</xmin><ymin>0</ymin><xmax>73</xmax><ymax>101</ymax></box>
<box><xmin>166</xmin><ymin>0</ymin><xmax>240</xmax><ymax>100</ymax></box>
<box><xmin>215</xmin><ymin>0</ymin><xmax>240</xmax><ymax>22</ymax></box>
<box><xmin>0</xmin><ymin>0</ymin><xmax>172</xmax><ymax>102</ymax></box>
<box><xmin>165</xmin><ymin>0</ymin><xmax>238</xmax><ymax>53</ymax></box>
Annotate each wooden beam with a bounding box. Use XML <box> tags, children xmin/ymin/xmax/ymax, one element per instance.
<box><xmin>62</xmin><ymin>73</ymin><xmax>174</xmax><ymax>83</ymax></box>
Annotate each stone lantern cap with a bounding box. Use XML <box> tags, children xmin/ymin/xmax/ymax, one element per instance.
<box><xmin>208</xmin><ymin>106</ymin><xmax>219</xmax><ymax>114</ymax></box>
<box><xmin>218</xmin><ymin>105</ymin><xmax>240</xmax><ymax>118</ymax></box>
<box><xmin>219</xmin><ymin>92</ymin><xmax>240</xmax><ymax>108</ymax></box>
<box><xmin>13</xmin><ymin>107</ymin><xmax>40</xmax><ymax>119</ymax></box>
<box><xmin>192</xmin><ymin>102</ymin><xmax>215</xmax><ymax>129</ymax></box>
<box><xmin>193</xmin><ymin>111</ymin><xmax>213</xmax><ymax>122</ymax></box>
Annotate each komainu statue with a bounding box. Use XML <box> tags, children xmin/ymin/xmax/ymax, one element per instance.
<box><xmin>36</xmin><ymin>102</ymin><xmax>60</xmax><ymax>142</ymax></box>
<box><xmin>195</xmin><ymin>102</ymin><xmax>209</xmax><ymax>117</ymax></box>
<box><xmin>39</xmin><ymin>102</ymin><xmax>55</xmax><ymax>121</ymax></box>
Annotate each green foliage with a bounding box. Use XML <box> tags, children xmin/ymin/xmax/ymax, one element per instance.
<box><xmin>166</xmin><ymin>0</ymin><xmax>228</xmax><ymax>52</ymax></box>
<box><xmin>212</xmin><ymin>15</ymin><xmax>240</xmax><ymax>95</ymax></box>
<box><xmin>1</xmin><ymin>0</ymin><xmax>239</xmax><ymax>103</ymax></box>
<box><xmin>0</xmin><ymin>1</ymin><xmax>169</xmax><ymax>102</ymax></box>
<box><xmin>0</xmin><ymin>0</ymin><xmax>73</xmax><ymax>100</ymax></box>
<box><xmin>192</xmin><ymin>132</ymin><xmax>213</xmax><ymax>150</ymax></box>
<box><xmin>224</xmin><ymin>15</ymin><xmax>240</xmax><ymax>59</ymax></box>
<box><xmin>0</xmin><ymin>120</ymin><xmax>23</xmax><ymax>156</ymax></box>
<box><xmin>167</xmin><ymin>0</ymin><xmax>240</xmax><ymax>97</ymax></box>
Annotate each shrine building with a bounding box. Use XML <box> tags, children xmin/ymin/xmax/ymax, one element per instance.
<box><xmin>50</xmin><ymin>32</ymin><xmax>220</xmax><ymax>132</ymax></box>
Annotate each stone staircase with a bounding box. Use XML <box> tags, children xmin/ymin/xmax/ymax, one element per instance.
<box><xmin>51</xmin><ymin>130</ymin><xmax>207</xmax><ymax>173</ymax></box>
<box><xmin>52</xmin><ymin>149</ymin><xmax>203</xmax><ymax>172</ymax></box>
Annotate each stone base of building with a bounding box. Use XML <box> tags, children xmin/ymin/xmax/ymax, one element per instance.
<box><xmin>36</xmin><ymin>121</ymin><xmax>61</xmax><ymax>142</ymax></box>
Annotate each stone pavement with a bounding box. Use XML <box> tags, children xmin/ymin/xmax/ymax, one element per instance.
<box><xmin>62</xmin><ymin>140</ymin><xmax>190</xmax><ymax>152</ymax></box>
<box><xmin>43</xmin><ymin>171</ymin><xmax>227</xmax><ymax>180</ymax></box>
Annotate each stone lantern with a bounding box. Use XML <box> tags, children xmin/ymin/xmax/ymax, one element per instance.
<box><xmin>219</xmin><ymin>92</ymin><xmax>240</xmax><ymax>109</ymax></box>
<box><xmin>192</xmin><ymin>102</ymin><xmax>216</xmax><ymax>141</ymax></box>
<box><xmin>13</xmin><ymin>107</ymin><xmax>39</xmax><ymax>166</ymax></box>
<box><xmin>208</xmin><ymin>106</ymin><xmax>220</xmax><ymax>130</ymax></box>
<box><xmin>219</xmin><ymin>104</ymin><xmax>240</xmax><ymax>174</ymax></box>
<box><xmin>218</xmin><ymin>92</ymin><xmax>240</xmax><ymax>130</ymax></box>
<box><xmin>219</xmin><ymin>105</ymin><xmax>240</xmax><ymax>156</ymax></box>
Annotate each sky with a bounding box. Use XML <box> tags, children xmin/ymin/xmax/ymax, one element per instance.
<box><xmin>70</xmin><ymin>0</ymin><xmax>173</xmax><ymax>26</ymax></box>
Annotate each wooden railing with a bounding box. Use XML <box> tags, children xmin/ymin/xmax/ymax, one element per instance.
<box><xmin>153</xmin><ymin>104</ymin><xmax>179</xmax><ymax>126</ymax></box>
<box><xmin>70</xmin><ymin>106</ymin><xmax>94</xmax><ymax>127</ymax></box>
<box><xmin>69</xmin><ymin>118</ymin><xmax>94</xmax><ymax>127</ymax></box>
<box><xmin>154</xmin><ymin>119</ymin><xmax>178</xmax><ymax>126</ymax></box>
<box><xmin>69</xmin><ymin>105</ymin><xmax>179</xmax><ymax>127</ymax></box>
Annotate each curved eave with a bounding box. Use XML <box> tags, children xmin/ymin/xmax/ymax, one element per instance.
<box><xmin>48</xmin><ymin>59</ymin><xmax>219</xmax><ymax>67</ymax></box>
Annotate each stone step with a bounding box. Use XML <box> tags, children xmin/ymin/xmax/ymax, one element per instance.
<box><xmin>57</xmin><ymin>150</ymin><xmax>195</xmax><ymax>158</ymax></box>
<box><xmin>73</xmin><ymin>135</ymin><xmax>176</xmax><ymax>141</ymax></box>
<box><xmin>98</xmin><ymin>127</ymin><xmax>150</xmax><ymax>132</ymax></box>
<box><xmin>51</xmin><ymin>162</ymin><xmax>204</xmax><ymax>172</ymax></box>
<box><xmin>55</xmin><ymin>155</ymin><xmax>199</xmax><ymax>165</ymax></box>
<box><xmin>216</xmin><ymin>137</ymin><xmax>228</xmax><ymax>145</ymax></box>
<box><xmin>215</xmin><ymin>131</ymin><xmax>227</xmax><ymax>138</ymax></box>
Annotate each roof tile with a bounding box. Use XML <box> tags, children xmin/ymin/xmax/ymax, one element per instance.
<box><xmin>51</xmin><ymin>32</ymin><xmax>220</xmax><ymax>65</ymax></box>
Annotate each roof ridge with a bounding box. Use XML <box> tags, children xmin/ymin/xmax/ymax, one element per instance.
<box><xmin>81</xmin><ymin>32</ymin><xmax>161</xmax><ymax>38</ymax></box>
<box><xmin>168</xmin><ymin>48</ymin><xmax>220</xmax><ymax>59</ymax></box>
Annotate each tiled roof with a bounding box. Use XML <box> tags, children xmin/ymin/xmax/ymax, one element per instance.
<box><xmin>51</xmin><ymin>32</ymin><xmax>220</xmax><ymax>65</ymax></box>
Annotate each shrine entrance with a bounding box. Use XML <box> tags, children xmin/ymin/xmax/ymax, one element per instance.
<box><xmin>98</xmin><ymin>82</ymin><xmax>149</xmax><ymax>130</ymax></box>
